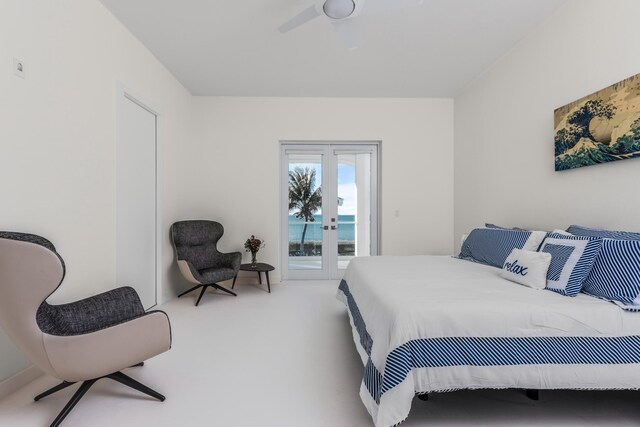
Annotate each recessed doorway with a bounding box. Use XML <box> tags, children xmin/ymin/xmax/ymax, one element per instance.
<box><xmin>116</xmin><ymin>88</ymin><xmax>160</xmax><ymax>309</ymax></box>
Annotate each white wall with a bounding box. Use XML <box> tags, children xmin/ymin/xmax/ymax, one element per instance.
<box><xmin>0</xmin><ymin>0</ymin><xmax>456</xmax><ymax>386</ymax></box>
<box><xmin>175</xmin><ymin>97</ymin><xmax>454</xmax><ymax>287</ymax></box>
<box><xmin>0</xmin><ymin>0</ymin><xmax>194</xmax><ymax>382</ymax></box>
<box><xmin>0</xmin><ymin>2</ymin><xmax>454</xmax><ymax>384</ymax></box>
<box><xmin>454</xmin><ymin>0</ymin><xmax>640</xmax><ymax>248</ymax></box>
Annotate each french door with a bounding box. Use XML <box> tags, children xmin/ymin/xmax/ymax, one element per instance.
<box><xmin>281</xmin><ymin>143</ymin><xmax>379</xmax><ymax>280</ymax></box>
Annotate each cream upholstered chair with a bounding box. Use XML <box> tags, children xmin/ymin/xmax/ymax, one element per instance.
<box><xmin>0</xmin><ymin>232</ymin><xmax>172</xmax><ymax>427</ymax></box>
<box><xmin>171</xmin><ymin>220</ymin><xmax>242</xmax><ymax>306</ymax></box>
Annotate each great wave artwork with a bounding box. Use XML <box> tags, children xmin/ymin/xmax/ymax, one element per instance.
<box><xmin>554</xmin><ymin>73</ymin><xmax>640</xmax><ymax>171</ymax></box>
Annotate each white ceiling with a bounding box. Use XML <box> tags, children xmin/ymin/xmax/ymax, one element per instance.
<box><xmin>99</xmin><ymin>0</ymin><xmax>565</xmax><ymax>97</ymax></box>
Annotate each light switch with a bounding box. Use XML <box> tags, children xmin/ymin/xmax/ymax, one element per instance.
<box><xmin>13</xmin><ymin>57</ymin><xmax>25</xmax><ymax>78</ymax></box>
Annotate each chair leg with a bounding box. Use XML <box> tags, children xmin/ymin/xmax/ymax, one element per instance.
<box><xmin>184</xmin><ymin>282</ymin><xmax>238</xmax><ymax>306</ymax></box>
<box><xmin>37</xmin><ymin>371</ymin><xmax>165</xmax><ymax>427</ymax></box>
<box><xmin>525</xmin><ymin>389</ymin><xmax>539</xmax><ymax>400</ymax></box>
<box><xmin>178</xmin><ymin>284</ymin><xmax>202</xmax><ymax>298</ymax></box>
<box><xmin>107</xmin><ymin>371</ymin><xmax>165</xmax><ymax>402</ymax></box>
<box><xmin>195</xmin><ymin>285</ymin><xmax>209</xmax><ymax>306</ymax></box>
<box><xmin>212</xmin><ymin>283</ymin><xmax>237</xmax><ymax>297</ymax></box>
<box><xmin>34</xmin><ymin>381</ymin><xmax>76</xmax><ymax>402</ymax></box>
<box><xmin>48</xmin><ymin>379</ymin><xmax>97</xmax><ymax>427</ymax></box>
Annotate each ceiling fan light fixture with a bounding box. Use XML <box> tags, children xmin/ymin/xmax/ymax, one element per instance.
<box><xmin>323</xmin><ymin>0</ymin><xmax>356</xmax><ymax>20</ymax></box>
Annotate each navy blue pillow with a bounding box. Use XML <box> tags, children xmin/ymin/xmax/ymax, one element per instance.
<box><xmin>567</xmin><ymin>225</ymin><xmax>640</xmax><ymax>241</ymax></box>
<box><xmin>582</xmin><ymin>239</ymin><xmax>640</xmax><ymax>311</ymax></box>
<box><xmin>459</xmin><ymin>228</ymin><xmax>546</xmax><ymax>268</ymax></box>
<box><xmin>485</xmin><ymin>223</ymin><xmax>528</xmax><ymax>231</ymax></box>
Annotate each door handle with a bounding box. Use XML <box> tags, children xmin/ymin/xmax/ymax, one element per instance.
<box><xmin>331</xmin><ymin>225</ymin><xmax>337</xmax><ymax>230</ymax></box>
<box><xmin>323</xmin><ymin>226</ymin><xmax>329</xmax><ymax>230</ymax></box>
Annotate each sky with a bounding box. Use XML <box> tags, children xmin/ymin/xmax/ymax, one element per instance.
<box><xmin>338</xmin><ymin>163</ymin><xmax>356</xmax><ymax>216</ymax></box>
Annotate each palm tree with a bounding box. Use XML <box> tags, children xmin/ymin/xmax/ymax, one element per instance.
<box><xmin>289</xmin><ymin>167</ymin><xmax>322</xmax><ymax>252</ymax></box>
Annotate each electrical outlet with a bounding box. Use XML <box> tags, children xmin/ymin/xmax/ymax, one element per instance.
<box><xmin>13</xmin><ymin>57</ymin><xmax>24</xmax><ymax>78</ymax></box>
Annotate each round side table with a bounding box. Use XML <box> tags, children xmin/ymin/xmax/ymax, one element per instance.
<box><xmin>232</xmin><ymin>263</ymin><xmax>275</xmax><ymax>293</ymax></box>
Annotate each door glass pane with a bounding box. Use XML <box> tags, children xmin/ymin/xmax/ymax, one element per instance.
<box><xmin>336</xmin><ymin>152</ymin><xmax>372</xmax><ymax>271</ymax></box>
<box><xmin>288</xmin><ymin>154</ymin><xmax>323</xmax><ymax>270</ymax></box>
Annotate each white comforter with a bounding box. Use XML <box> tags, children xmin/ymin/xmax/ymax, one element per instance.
<box><xmin>337</xmin><ymin>255</ymin><xmax>640</xmax><ymax>427</ymax></box>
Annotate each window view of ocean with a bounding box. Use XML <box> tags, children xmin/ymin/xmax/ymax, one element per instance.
<box><xmin>287</xmin><ymin>152</ymin><xmax>374</xmax><ymax>264</ymax></box>
<box><xmin>288</xmin><ymin>214</ymin><xmax>355</xmax><ymax>242</ymax></box>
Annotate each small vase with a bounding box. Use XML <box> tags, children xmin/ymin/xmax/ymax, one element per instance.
<box><xmin>251</xmin><ymin>251</ymin><xmax>258</xmax><ymax>267</ymax></box>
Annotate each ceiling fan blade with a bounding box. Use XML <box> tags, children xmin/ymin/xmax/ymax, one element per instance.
<box><xmin>278</xmin><ymin>5</ymin><xmax>321</xmax><ymax>33</ymax></box>
<box><xmin>362</xmin><ymin>0</ymin><xmax>425</xmax><ymax>15</ymax></box>
<box><xmin>331</xmin><ymin>20</ymin><xmax>360</xmax><ymax>50</ymax></box>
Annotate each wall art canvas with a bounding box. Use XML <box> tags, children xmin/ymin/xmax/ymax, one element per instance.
<box><xmin>554</xmin><ymin>73</ymin><xmax>640</xmax><ymax>171</ymax></box>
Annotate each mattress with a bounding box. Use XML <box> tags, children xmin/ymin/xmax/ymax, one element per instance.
<box><xmin>336</xmin><ymin>255</ymin><xmax>640</xmax><ymax>427</ymax></box>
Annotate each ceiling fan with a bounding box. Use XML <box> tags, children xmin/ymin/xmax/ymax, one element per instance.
<box><xmin>278</xmin><ymin>0</ymin><xmax>425</xmax><ymax>50</ymax></box>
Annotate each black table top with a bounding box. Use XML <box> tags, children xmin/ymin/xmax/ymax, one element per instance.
<box><xmin>239</xmin><ymin>262</ymin><xmax>274</xmax><ymax>272</ymax></box>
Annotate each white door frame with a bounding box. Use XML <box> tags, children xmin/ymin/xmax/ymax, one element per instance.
<box><xmin>279</xmin><ymin>141</ymin><xmax>380</xmax><ymax>280</ymax></box>
<box><xmin>115</xmin><ymin>83</ymin><xmax>164</xmax><ymax>307</ymax></box>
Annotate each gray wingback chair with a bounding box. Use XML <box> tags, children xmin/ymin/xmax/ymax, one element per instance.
<box><xmin>171</xmin><ymin>220</ymin><xmax>242</xmax><ymax>306</ymax></box>
<box><xmin>0</xmin><ymin>232</ymin><xmax>171</xmax><ymax>427</ymax></box>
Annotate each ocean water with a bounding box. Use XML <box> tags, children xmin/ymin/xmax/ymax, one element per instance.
<box><xmin>289</xmin><ymin>215</ymin><xmax>355</xmax><ymax>242</ymax></box>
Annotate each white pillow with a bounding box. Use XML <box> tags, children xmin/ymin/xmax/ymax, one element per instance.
<box><xmin>500</xmin><ymin>248</ymin><xmax>552</xmax><ymax>290</ymax></box>
<box><xmin>552</xmin><ymin>229</ymin><xmax>573</xmax><ymax>236</ymax></box>
<box><xmin>523</xmin><ymin>230</ymin><xmax>549</xmax><ymax>251</ymax></box>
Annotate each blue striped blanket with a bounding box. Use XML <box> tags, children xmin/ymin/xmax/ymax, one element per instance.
<box><xmin>337</xmin><ymin>255</ymin><xmax>640</xmax><ymax>427</ymax></box>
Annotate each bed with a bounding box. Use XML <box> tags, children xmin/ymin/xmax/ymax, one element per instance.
<box><xmin>336</xmin><ymin>255</ymin><xmax>640</xmax><ymax>427</ymax></box>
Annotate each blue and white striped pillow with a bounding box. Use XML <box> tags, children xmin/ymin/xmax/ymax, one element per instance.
<box><xmin>485</xmin><ymin>223</ymin><xmax>528</xmax><ymax>231</ymax></box>
<box><xmin>567</xmin><ymin>225</ymin><xmax>640</xmax><ymax>241</ymax></box>
<box><xmin>459</xmin><ymin>228</ymin><xmax>547</xmax><ymax>268</ymax></box>
<box><xmin>539</xmin><ymin>233</ymin><xmax>603</xmax><ymax>297</ymax></box>
<box><xmin>582</xmin><ymin>239</ymin><xmax>640</xmax><ymax>311</ymax></box>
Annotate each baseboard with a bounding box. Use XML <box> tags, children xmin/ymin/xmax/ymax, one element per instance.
<box><xmin>0</xmin><ymin>365</ymin><xmax>43</xmax><ymax>400</ymax></box>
